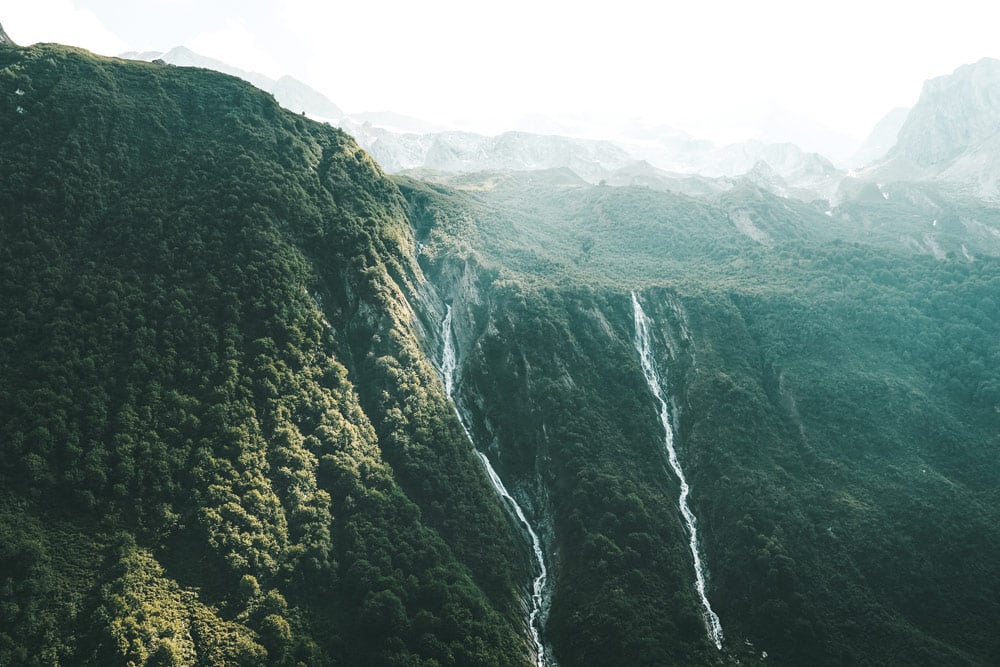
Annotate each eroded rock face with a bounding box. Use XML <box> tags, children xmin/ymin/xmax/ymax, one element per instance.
<box><xmin>0</xmin><ymin>22</ymin><xmax>16</xmax><ymax>46</ymax></box>
<box><xmin>861</xmin><ymin>58</ymin><xmax>1000</xmax><ymax>201</ymax></box>
<box><xmin>892</xmin><ymin>58</ymin><xmax>1000</xmax><ymax>167</ymax></box>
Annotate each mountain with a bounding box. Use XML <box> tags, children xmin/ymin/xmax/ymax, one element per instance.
<box><xmin>269</xmin><ymin>75</ymin><xmax>344</xmax><ymax>119</ymax></box>
<box><xmin>867</xmin><ymin>58</ymin><xmax>1000</xmax><ymax>199</ymax></box>
<box><xmin>121</xmin><ymin>46</ymin><xmax>343</xmax><ymax>119</ymax></box>
<box><xmin>0</xmin><ymin>21</ymin><xmax>14</xmax><ymax>46</ymax></box>
<box><xmin>894</xmin><ymin>58</ymin><xmax>1000</xmax><ymax>165</ymax></box>
<box><xmin>1</xmin><ymin>40</ymin><xmax>528</xmax><ymax>666</ymax></box>
<box><xmin>342</xmin><ymin>121</ymin><xmax>634</xmax><ymax>182</ymax></box>
<box><xmin>119</xmin><ymin>47</ymin><xmax>844</xmax><ymax>201</ymax></box>
<box><xmin>697</xmin><ymin>141</ymin><xmax>844</xmax><ymax>201</ymax></box>
<box><xmin>343</xmin><ymin>118</ymin><xmax>843</xmax><ymax>201</ymax></box>
<box><xmin>601</xmin><ymin>160</ymin><xmax>734</xmax><ymax>198</ymax></box>
<box><xmin>400</xmin><ymin>165</ymin><xmax>1000</xmax><ymax>665</ymax></box>
<box><xmin>6</xmin><ymin>34</ymin><xmax>1000</xmax><ymax>667</ymax></box>
<box><xmin>756</xmin><ymin>106</ymin><xmax>861</xmax><ymax>165</ymax></box>
<box><xmin>351</xmin><ymin>110</ymin><xmax>448</xmax><ymax>134</ymax></box>
<box><xmin>849</xmin><ymin>106</ymin><xmax>910</xmax><ymax>168</ymax></box>
<box><xmin>611</xmin><ymin>123</ymin><xmax>718</xmax><ymax>173</ymax></box>
<box><xmin>121</xmin><ymin>45</ymin><xmax>273</xmax><ymax>90</ymax></box>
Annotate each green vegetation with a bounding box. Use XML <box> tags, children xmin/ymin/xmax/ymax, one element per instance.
<box><xmin>400</xmin><ymin>172</ymin><xmax>1000</xmax><ymax>665</ymax></box>
<box><xmin>0</xmin><ymin>43</ymin><xmax>529</xmax><ymax>665</ymax></box>
<box><xmin>3</xmin><ymin>37</ymin><xmax>1000</xmax><ymax>667</ymax></box>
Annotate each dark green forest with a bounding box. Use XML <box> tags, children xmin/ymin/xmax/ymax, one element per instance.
<box><xmin>0</xmin><ymin>42</ymin><xmax>531</xmax><ymax>666</ymax></box>
<box><xmin>2</xmin><ymin>37</ymin><xmax>1000</xmax><ymax>667</ymax></box>
<box><xmin>400</xmin><ymin>173</ymin><xmax>1000</xmax><ymax>665</ymax></box>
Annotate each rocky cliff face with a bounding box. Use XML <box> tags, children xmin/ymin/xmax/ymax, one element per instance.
<box><xmin>865</xmin><ymin>59</ymin><xmax>1000</xmax><ymax>199</ymax></box>
<box><xmin>892</xmin><ymin>58</ymin><xmax>1000</xmax><ymax>166</ymax></box>
<box><xmin>0</xmin><ymin>22</ymin><xmax>15</xmax><ymax>46</ymax></box>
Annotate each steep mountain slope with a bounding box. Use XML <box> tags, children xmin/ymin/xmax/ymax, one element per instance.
<box><xmin>121</xmin><ymin>46</ymin><xmax>344</xmax><ymax>119</ymax></box>
<box><xmin>0</xmin><ymin>21</ymin><xmax>13</xmax><ymax>46</ymax></box>
<box><xmin>6</xmin><ymin>31</ymin><xmax>1000</xmax><ymax>667</ymax></box>
<box><xmin>0</xmin><ymin>41</ymin><xmax>531</xmax><ymax>665</ymax></box>
<box><xmin>342</xmin><ymin>122</ymin><xmax>634</xmax><ymax>183</ymax></box>
<box><xmin>400</xmin><ymin>172</ymin><xmax>1000</xmax><ymax>666</ymax></box>
<box><xmin>849</xmin><ymin>106</ymin><xmax>909</xmax><ymax>168</ymax></box>
<box><xmin>893</xmin><ymin>58</ymin><xmax>1000</xmax><ymax>165</ymax></box>
<box><xmin>869</xmin><ymin>58</ymin><xmax>1000</xmax><ymax>199</ymax></box>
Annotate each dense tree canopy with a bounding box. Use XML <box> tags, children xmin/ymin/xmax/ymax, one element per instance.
<box><xmin>3</xmin><ymin>37</ymin><xmax>1000</xmax><ymax>667</ymax></box>
<box><xmin>400</xmin><ymin>171</ymin><xmax>1000</xmax><ymax>665</ymax></box>
<box><xmin>0</xmin><ymin>43</ymin><xmax>529</xmax><ymax>666</ymax></box>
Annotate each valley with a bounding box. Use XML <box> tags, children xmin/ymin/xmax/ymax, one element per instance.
<box><xmin>2</xmin><ymin>25</ymin><xmax>1000</xmax><ymax>667</ymax></box>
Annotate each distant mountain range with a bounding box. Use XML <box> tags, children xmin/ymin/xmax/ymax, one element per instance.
<box><xmin>849</xmin><ymin>107</ymin><xmax>910</xmax><ymax>168</ymax></box>
<box><xmin>340</xmin><ymin>122</ymin><xmax>635</xmax><ymax>183</ymax></box>
<box><xmin>119</xmin><ymin>47</ymin><xmax>1000</xmax><ymax>204</ymax></box>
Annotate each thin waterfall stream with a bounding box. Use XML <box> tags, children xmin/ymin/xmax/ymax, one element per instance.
<box><xmin>631</xmin><ymin>292</ymin><xmax>724</xmax><ymax>650</ymax></box>
<box><xmin>440</xmin><ymin>305</ymin><xmax>552</xmax><ymax>666</ymax></box>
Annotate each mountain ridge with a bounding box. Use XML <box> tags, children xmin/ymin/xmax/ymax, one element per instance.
<box><xmin>864</xmin><ymin>58</ymin><xmax>1000</xmax><ymax>200</ymax></box>
<box><xmin>0</xmin><ymin>21</ymin><xmax>14</xmax><ymax>46</ymax></box>
<box><xmin>849</xmin><ymin>106</ymin><xmax>910</xmax><ymax>168</ymax></box>
<box><xmin>120</xmin><ymin>46</ymin><xmax>344</xmax><ymax>119</ymax></box>
<box><xmin>5</xmin><ymin>32</ymin><xmax>1000</xmax><ymax>667</ymax></box>
<box><xmin>1</xmin><ymin>40</ymin><xmax>531</xmax><ymax>665</ymax></box>
<box><xmin>118</xmin><ymin>45</ymin><xmax>846</xmax><ymax>201</ymax></box>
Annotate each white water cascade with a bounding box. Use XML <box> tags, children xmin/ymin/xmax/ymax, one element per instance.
<box><xmin>631</xmin><ymin>292</ymin><xmax>724</xmax><ymax>650</ymax></box>
<box><xmin>440</xmin><ymin>305</ymin><xmax>551</xmax><ymax>667</ymax></box>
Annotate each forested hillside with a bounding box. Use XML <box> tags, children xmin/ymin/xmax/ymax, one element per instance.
<box><xmin>3</xmin><ymin>36</ymin><xmax>1000</xmax><ymax>667</ymax></box>
<box><xmin>400</xmin><ymin>172</ymin><xmax>1000</xmax><ymax>665</ymax></box>
<box><xmin>0</xmin><ymin>42</ymin><xmax>531</xmax><ymax>666</ymax></box>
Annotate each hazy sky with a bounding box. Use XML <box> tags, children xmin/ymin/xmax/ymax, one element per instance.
<box><xmin>5</xmin><ymin>0</ymin><xmax>1000</xmax><ymax>151</ymax></box>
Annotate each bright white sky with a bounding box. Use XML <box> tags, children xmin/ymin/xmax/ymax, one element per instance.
<box><xmin>5</xmin><ymin>0</ymin><xmax>1000</xmax><ymax>154</ymax></box>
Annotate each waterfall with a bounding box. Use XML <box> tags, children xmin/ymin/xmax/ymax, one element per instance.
<box><xmin>440</xmin><ymin>305</ymin><xmax>552</xmax><ymax>666</ymax></box>
<box><xmin>631</xmin><ymin>292</ymin><xmax>724</xmax><ymax>650</ymax></box>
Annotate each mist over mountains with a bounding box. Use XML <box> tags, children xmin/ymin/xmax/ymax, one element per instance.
<box><xmin>121</xmin><ymin>46</ymin><xmax>344</xmax><ymax>120</ymax></box>
<box><xmin>864</xmin><ymin>57</ymin><xmax>1000</xmax><ymax>200</ymax></box>
<box><xmin>119</xmin><ymin>46</ymin><xmax>1000</xmax><ymax>207</ymax></box>
<box><xmin>5</xmin><ymin>22</ymin><xmax>1000</xmax><ymax>666</ymax></box>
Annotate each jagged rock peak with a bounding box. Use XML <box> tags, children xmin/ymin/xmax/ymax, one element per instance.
<box><xmin>0</xmin><ymin>22</ymin><xmax>16</xmax><ymax>46</ymax></box>
<box><xmin>892</xmin><ymin>57</ymin><xmax>1000</xmax><ymax>166</ymax></box>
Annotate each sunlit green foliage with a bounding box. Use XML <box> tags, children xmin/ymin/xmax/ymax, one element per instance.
<box><xmin>0</xmin><ymin>44</ymin><xmax>528</xmax><ymax>665</ymax></box>
<box><xmin>4</xmin><ymin>35</ymin><xmax>1000</xmax><ymax>667</ymax></box>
